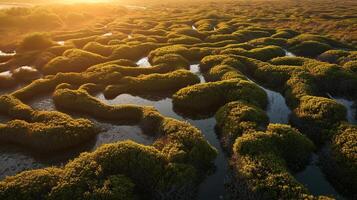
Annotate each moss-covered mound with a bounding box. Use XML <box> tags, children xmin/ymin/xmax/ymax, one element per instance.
<box><xmin>43</xmin><ymin>49</ymin><xmax>106</xmax><ymax>74</ymax></box>
<box><xmin>219</xmin><ymin>45</ymin><xmax>286</xmax><ymax>61</ymax></box>
<box><xmin>173</xmin><ymin>79</ymin><xmax>267</xmax><ymax>113</ymax></box>
<box><xmin>0</xmin><ymin>95</ymin><xmax>98</xmax><ymax>151</ymax></box>
<box><xmin>104</xmin><ymin>70</ymin><xmax>200</xmax><ymax>99</ymax></box>
<box><xmin>18</xmin><ymin>33</ymin><xmax>55</xmax><ymax>52</ymax></box>
<box><xmin>291</xmin><ymin>95</ymin><xmax>347</xmax><ymax>144</ymax></box>
<box><xmin>320</xmin><ymin>124</ymin><xmax>357</xmax><ymax>199</ymax></box>
<box><xmin>230</xmin><ymin>124</ymin><xmax>318</xmax><ymax>199</ymax></box>
<box><xmin>289</xmin><ymin>41</ymin><xmax>331</xmax><ymax>57</ymax></box>
<box><xmin>215</xmin><ymin>101</ymin><xmax>269</xmax><ymax>151</ymax></box>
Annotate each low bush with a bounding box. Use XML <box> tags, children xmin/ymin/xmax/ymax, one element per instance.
<box><xmin>17</xmin><ymin>33</ymin><xmax>55</xmax><ymax>52</ymax></box>
<box><xmin>206</xmin><ymin>64</ymin><xmax>246</xmax><ymax>81</ymax></box>
<box><xmin>289</xmin><ymin>41</ymin><xmax>332</xmax><ymax>57</ymax></box>
<box><xmin>151</xmin><ymin>54</ymin><xmax>189</xmax><ymax>69</ymax></box>
<box><xmin>291</xmin><ymin>95</ymin><xmax>347</xmax><ymax>143</ymax></box>
<box><xmin>269</xmin><ymin>56</ymin><xmax>308</xmax><ymax>66</ymax></box>
<box><xmin>83</xmin><ymin>42</ymin><xmax>115</xmax><ymax>57</ymax></box>
<box><xmin>149</xmin><ymin>45</ymin><xmax>200</xmax><ymax>62</ymax></box>
<box><xmin>317</xmin><ymin>50</ymin><xmax>350</xmax><ymax>64</ymax></box>
<box><xmin>168</xmin><ymin>35</ymin><xmax>203</xmax><ymax>45</ymax></box>
<box><xmin>0</xmin><ymin>95</ymin><xmax>98</xmax><ymax>151</ymax></box>
<box><xmin>230</xmin><ymin>124</ymin><xmax>316</xmax><ymax>199</ymax></box>
<box><xmin>173</xmin><ymin>79</ymin><xmax>267</xmax><ymax>113</ymax></box>
<box><xmin>220</xmin><ymin>46</ymin><xmax>285</xmax><ymax>61</ymax></box>
<box><xmin>343</xmin><ymin>60</ymin><xmax>357</xmax><ymax>73</ymax></box>
<box><xmin>320</xmin><ymin>123</ymin><xmax>357</xmax><ymax>199</ymax></box>
<box><xmin>43</xmin><ymin>49</ymin><xmax>106</xmax><ymax>74</ymax></box>
<box><xmin>104</xmin><ymin>70</ymin><xmax>200</xmax><ymax>99</ymax></box>
<box><xmin>215</xmin><ymin>101</ymin><xmax>269</xmax><ymax>151</ymax></box>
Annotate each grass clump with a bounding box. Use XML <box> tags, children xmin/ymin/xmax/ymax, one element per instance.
<box><xmin>289</xmin><ymin>40</ymin><xmax>332</xmax><ymax>57</ymax></box>
<box><xmin>291</xmin><ymin>95</ymin><xmax>347</xmax><ymax>144</ymax></box>
<box><xmin>104</xmin><ymin>70</ymin><xmax>200</xmax><ymax>99</ymax></box>
<box><xmin>215</xmin><ymin>101</ymin><xmax>269</xmax><ymax>151</ymax></box>
<box><xmin>0</xmin><ymin>95</ymin><xmax>98</xmax><ymax>151</ymax></box>
<box><xmin>151</xmin><ymin>54</ymin><xmax>189</xmax><ymax>69</ymax></box>
<box><xmin>230</xmin><ymin>124</ymin><xmax>317</xmax><ymax>199</ymax></box>
<box><xmin>18</xmin><ymin>33</ymin><xmax>55</xmax><ymax>52</ymax></box>
<box><xmin>173</xmin><ymin>79</ymin><xmax>267</xmax><ymax>113</ymax></box>
<box><xmin>320</xmin><ymin>124</ymin><xmax>357</xmax><ymax>199</ymax></box>
<box><xmin>43</xmin><ymin>49</ymin><xmax>106</xmax><ymax>74</ymax></box>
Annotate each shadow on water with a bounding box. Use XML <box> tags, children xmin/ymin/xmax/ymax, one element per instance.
<box><xmin>294</xmin><ymin>153</ymin><xmax>344</xmax><ymax>199</ymax></box>
<box><xmin>245</xmin><ymin>77</ymin><xmax>291</xmax><ymax>124</ymax></box>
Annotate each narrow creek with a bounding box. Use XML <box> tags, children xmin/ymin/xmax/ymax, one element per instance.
<box><xmin>245</xmin><ymin>76</ymin><xmax>291</xmax><ymax>124</ymax></box>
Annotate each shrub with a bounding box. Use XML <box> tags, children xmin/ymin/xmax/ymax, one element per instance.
<box><xmin>289</xmin><ymin>41</ymin><xmax>332</xmax><ymax>57</ymax></box>
<box><xmin>317</xmin><ymin>50</ymin><xmax>350</xmax><ymax>64</ymax></box>
<box><xmin>320</xmin><ymin>124</ymin><xmax>357</xmax><ymax>199</ymax></box>
<box><xmin>233</xmin><ymin>30</ymin><xmax>271</xmax><ymax>42</ymax></box>
<box><xmin>173</xmin><ymin>79</ymin><xmax>267</xmax><ymax>113</ymax></box>
<box><xmin>151</xmin><ymin>54</ymin><xmax>189</xmax><ymax>69</ymax></box>
<box><xmin>109</xmin><ymin>43</ymin><xmax>159</xmax><ymax>61</ymax></box>
<box><xmin>53</xmin><ymin>88</ymin><xmax>143</xmax><ymax>122</ymax></box>
<box><xmin>215</xmin><ymin>101</ymin><xmax>269</xmax><ymax>151</ymax></box>
<box><xmin>104</xmin><ymin>70</ymin><xmax>200</xmax><ymax>99</ymax></box>
<box><xmin>247</xmin><ymin>37</ymin><xmax>287</xmax><ymax>47</ymax></box>
<box><xmin>149</xmin><ymin>45</ymin><xmax>200</xmax><ymax>62</ymax></box>
<box><xmin>205</xmin><ymin>34</ymin><xmax>238</xmax><ymax>43</ymax></box>
<box><xmin>83</xmin><ymin>42</ymin><xmax>114</xmax><ymax>57</ymax></box>
<box><xmin>18</xmin><ymin>33</ymin><xmax>55</xmax><ymax>52</ymax></box>
<box><xmin>254</xmin><ymin>64</ymin><xmax>300</xmax><ymax>88</ymax></box>
<box><xmin>43</xmin><ymin>49</ymin><xmax>106</xmax><ymax>74</ymax></box>
<box><xmin>206</xmin><ymin>64</ymin><xmax>246</xmax><ymax>81</ymax></box>
<box><xmin>230</xmin><ymin>124</ymin><xmax>315</xmax><ymax>199</ymax></box>
<box><xmin>0</xmin><ymin>95</ymin><xmax>98</xmax><ymax>151</ymax></box>
<box><xmin>68</xmin><ymin>36</ymin><xmax>98</xmax><ymax>48</ymax></box>
<box><xmin>168</xmin><ymin>35</ymin><xmax>203</xmax><ymax>45</ymax></box>
<box><xmin>288</xmin><ymin>34</ymin><xmax>348</xmax><ymax>48</ymax></box>
<box><xmin>343</xmin><ymin>60</ymin><xmax>357</xmax><ymax>73</ymax></box>
<box><xmin>291</xmin><ymin>95</ymin><xmax>347</xmax><ymax>143</ymax></box>
<box><xmin>270</xmin><ymin>56</ymin><xmax>308</xmax><ymax>66</ymax></box>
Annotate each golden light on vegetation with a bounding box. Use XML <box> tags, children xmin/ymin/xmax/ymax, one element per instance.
<box><xmin>0</xmin><ymin>0</ymin><xmax>356</xmax><ymax>200</ymax></box>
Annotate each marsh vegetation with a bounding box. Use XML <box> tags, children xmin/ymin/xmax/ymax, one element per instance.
<box><xmin>0</xmin><ymin>0</ymin><xmax>356</xmax><ymax>199</ymax></box>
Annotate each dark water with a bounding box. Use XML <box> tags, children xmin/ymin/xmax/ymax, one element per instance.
<box><xmin>295</xmin><ymin>153</ymin><xmax>344</xmax><ymax>199</ymax></box>
<box><xmin>246</xmin><ymin>77</ymin><xmax>291</xmax><ymax>124</ymax></box>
